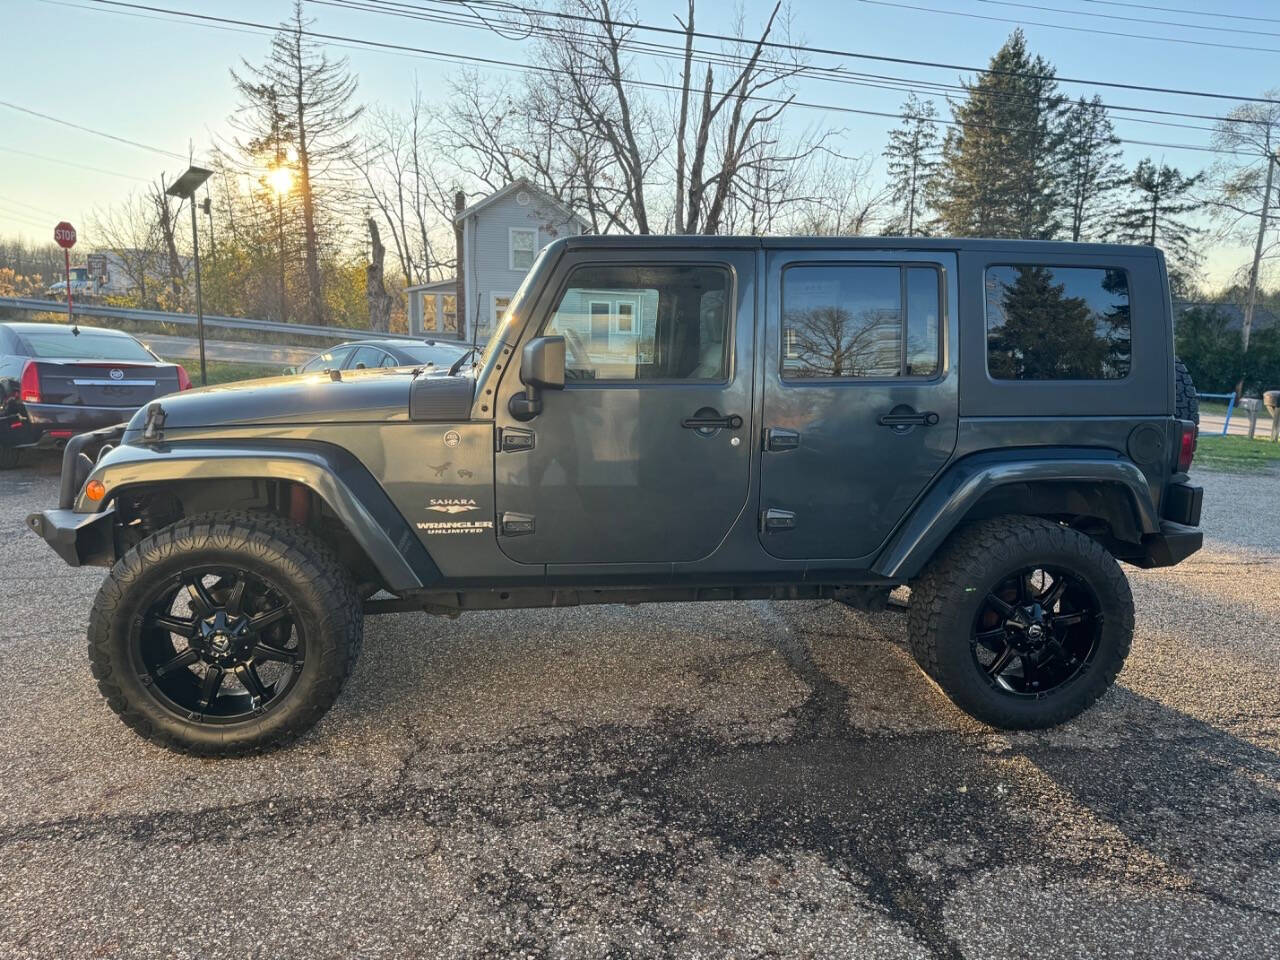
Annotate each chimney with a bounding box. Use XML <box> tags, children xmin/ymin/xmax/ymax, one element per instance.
<box><xmin>454</xmin><ymin>190</ymin><xmax>466</xmax><ymax>341</ymax></box>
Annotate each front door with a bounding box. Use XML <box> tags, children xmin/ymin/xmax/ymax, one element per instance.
<box><xmin>494</xmin><ymin>253</ymin><xmax>755</xmax><ymax>565</ymax></box>
<box><xmin>758</xmin><ymin>250</ymin><xmax>959</xmax><ymax>561</ymax></box>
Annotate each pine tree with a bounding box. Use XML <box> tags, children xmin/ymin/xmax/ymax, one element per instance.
<box><xmin>883</xmin><ymin>94</ymin><xmax>939</xmax><ymax>236</ymax></box>
<box><xmin>1060</xmin><ymin>96</ymin><xmax>1126</xmax><ymax>242</ymax></box>
<box><xmin>1109</xmin><ymin>158</ymin><xmax>1205</xmax><ymax>295</ymax></box>
<box><xmin>229</xmin><ymin>1</ymin><xmax>362</xmax><ymax>324</ymax></box>
<box><xmin>931</xmin><ymin>29</ymin><xmax>1068</xmax><ymax>239</ymax></box>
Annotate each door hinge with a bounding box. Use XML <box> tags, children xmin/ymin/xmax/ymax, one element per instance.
<box><xmin>761</xmin><ymin>508</ymin><xmax>796</xmax><ymax>532</ymax></box>
<box><xmin>763</xmin><ymin>427</ymin><xmax>800</xmax><ymax>452</ymax></box>
<box><xmin>500</xmin><ymin>511</ymin><xmax>536</xmax><ymax>536</ymax></box>
<box><xmin>498</xmin><ymin>427</ymin><xmax>535</xmax><ymax>453</ymax></box>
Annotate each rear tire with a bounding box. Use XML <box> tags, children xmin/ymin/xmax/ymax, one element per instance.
<box><xmin>907</xmin><ymin>516</ymin><xmax>1133</xmax><ymax>730</ymax></box>
<box><xmin>1174</xmin><ymin>357</ymin><xmax>1199</xmax><ymax>425</ymax></box>
<box><xmin>0</xmin><ymin>447</ymin><xmax>19</xmax><ymax>470</ymax></box>
<box><xmin>87</xmin><ymin>511</ymin><xmax>362</xmax><ymax>755</ymax></box>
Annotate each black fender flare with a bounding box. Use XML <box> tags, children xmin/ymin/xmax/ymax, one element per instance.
<box><xmin>872</xmin><ymin>453</ymin><xmax>1160</xmax><ymax>581</ymax></box>
<box><xmin>76</xmin><ymin>439</ymin><xmax>440</xmax><ymax>592</ymax></box>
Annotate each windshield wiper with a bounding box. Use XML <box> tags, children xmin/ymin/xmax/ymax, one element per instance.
<box><xmin>447</xmin><ymin>347</ymin><xmax>478</xmax><ymax>377</ymax></box>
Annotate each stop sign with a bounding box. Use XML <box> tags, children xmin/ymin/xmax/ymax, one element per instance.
<box><xmin>54</xmin><ymin>222</ymin><xmax>76</xmax><ymax>249</ymax></box>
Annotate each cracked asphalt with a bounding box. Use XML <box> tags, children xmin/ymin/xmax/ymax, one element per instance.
<box><xmin>1</xmin><ymin>454</ymin><xmax>1278</xmax><ymax>959</ymax></box>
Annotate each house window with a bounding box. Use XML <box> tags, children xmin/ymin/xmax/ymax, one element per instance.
<box><xmin>492</xmin><ymin>293</ymin><xmax>514</xmax><ymax>329</ymax></box>
<box><xmin>510</xmin><ymin>228</ymin><xmax>537</xmax><ymax>271</ymax></box>
<box><xmin>615</xmin><ymin>302</ymin><xmax>634</xmax><ymax>334</ymax></box>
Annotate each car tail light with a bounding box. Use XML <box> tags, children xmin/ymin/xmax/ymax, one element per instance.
<box><xmin>176</xmin><ymin>365</ymin><xmax>192</xmax><ymax>390</ymax></box>
<box><xmin>19</xmin><ymin>361</ymin><xmax>40</xmax><ymax>404</ymax></box>
<box><xmin>1177</xmin><ymin>421</ymin><xmax>1197</xmax><ymax>473</ymax></box>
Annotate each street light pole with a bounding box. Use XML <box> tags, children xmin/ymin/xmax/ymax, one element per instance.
<box><xmin>166</xmin><ymin>165</ymin><xmax>213</xmax><ymax>385</ymax></box>
<box><xmin>189</xmin><ymin>196</ymin><xmax>207</xmax><ymax>386</ymax></box>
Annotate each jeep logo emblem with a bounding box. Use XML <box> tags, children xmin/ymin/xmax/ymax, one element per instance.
<box><xmin>109</xmin><ymin>368</ymin><xmax>124</xmax><ymax>381</ymax></box>
<box><xmin>443</xmin><ymin>430</ymin><xmax>460</xmax><ymax>448</ymax></box>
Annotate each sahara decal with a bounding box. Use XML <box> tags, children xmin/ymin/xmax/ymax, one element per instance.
<box><xmin>427</xmin><ymin>498</ymin><xmax>478</xmax><ymax>514</ymax></box>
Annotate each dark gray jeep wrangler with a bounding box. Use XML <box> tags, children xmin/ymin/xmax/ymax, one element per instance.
<box><xmin>28</xmin><ymin>236</ymin><xmax>1204</xmax><ymax>754</ymax></box>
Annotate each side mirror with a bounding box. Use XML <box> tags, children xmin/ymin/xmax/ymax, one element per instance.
<box><xmin>509</xmin><ymin>336</ymin><xmax>565</xmax><ymax>421</ymax></box>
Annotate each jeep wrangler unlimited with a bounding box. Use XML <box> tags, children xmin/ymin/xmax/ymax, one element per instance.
<box><xmin>28</xmin><ymin>236</ymin><xmax>1203</xmax><ymax>754</ymax></box>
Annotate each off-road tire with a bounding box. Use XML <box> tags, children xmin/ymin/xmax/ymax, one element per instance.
<box><xmin>1174</xmin><ymin>357</ymin><xmax>1199</xmax><ymax>425</ymax></box>
<box><xmin>907</xmin><ymin>516</ymin><xmax>1133</xmax><ymax>730</ymax></box>
<box><xmin>0</xmin><ymin>446</ymin><xmax>19</xmax><ymax>470</ymax></box>
<box><xmin>87</xmin><ymin>511</ymin><xmax>362</xmax><ymax>755</ymax></box>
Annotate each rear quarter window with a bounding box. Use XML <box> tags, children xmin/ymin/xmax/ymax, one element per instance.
<box><xmin>985</xmin><ymin>265</ymin><xmax>1131</xmax><ymax>380</ymax></box>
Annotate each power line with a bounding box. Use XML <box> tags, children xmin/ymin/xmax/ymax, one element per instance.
<box><xmin>0</xmin><ymin>193</ymin><xmax>63</xmax><ymax>218</ymax></box>
<box><xmin>416</xmin><ymin>0</ymin><xmax>1280</xmax><ymax>103</ymax></box>
<box><xmin>855</xmin><ymin>0</ymin><xmax>1280</xmax><ymax>55</ymax></box>
<box><xmin>0</xmin><ymin>99</ymin><xmax>186</xmax><ymax>160</ymax></box>
<box><xmin>329</xmin><ymin>0</ymin><xmax>1266</xmax><ymax>134</ymax></box>
<box><xmin>975</xmin><ymin>0</ymin><xmax>1280</xmax><ymax>39</ymax></box>
<box><xmin>72</xmin><ymin>0</ymin><xmax>1252</xmax><ymax>156</ymax></box>
<box><xmin>1074</xmin><ymin>0</ymin><xmax>1280</xmax><ymax>26</ymax></box>
<box><xmin>86</xmin><ymin>0</ymin><xmax>1279</xmax><ymax>106</ymax></box>
<box><xmin>0</xmin><ymin>145</ymin><xmax>150</xmax><ymax>182</ymax></box>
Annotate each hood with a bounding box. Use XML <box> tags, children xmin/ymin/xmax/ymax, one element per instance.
<box><xmin>124</xmin><ymin>367</ymin><xmax>422</xmax><ymax>433</ymax></box>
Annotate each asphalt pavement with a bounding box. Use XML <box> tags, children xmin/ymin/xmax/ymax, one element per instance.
<box><xmin>1</xmin><ymin>453</ymin><xmax>1277</xmax><ymax>959</ymax></box>
<box><xmin>139</xmin><ymin>332</ymin><xmax>312</xmax><ymax>367</ymax></box>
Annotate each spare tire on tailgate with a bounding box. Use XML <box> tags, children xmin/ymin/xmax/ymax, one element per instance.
<box><xmin>1174</xmin><ymin>357</ymin><xmax>1199</xmax><ymax>425</ymax></box>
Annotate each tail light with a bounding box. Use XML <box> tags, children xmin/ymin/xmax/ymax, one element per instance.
<box><xmin>19</xmin><ymin>361</ymin><xmax>40</xmax><ymax>404</ymax></box>
<box><xmin>1177</xmin><ymin>420</ymin><xmax>1197</xmax><ymax>473</ymax></box>
<box><xmin>176</xmin><ymin>365</ymin><xmax>192</xmax><ymax>390</ymax></box>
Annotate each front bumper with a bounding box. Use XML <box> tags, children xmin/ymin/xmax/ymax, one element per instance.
<box><xmin>26</xmin><ymin>506</ymin><xmax>117</xmax><ymax>567</ymax></box>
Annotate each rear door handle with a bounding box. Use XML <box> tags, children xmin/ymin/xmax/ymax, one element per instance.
<box><xmin>878</xmin><ymin>411</ymin><xmax>939</xmax><ymax>427</ymax></box>
<box><xmin>682</xmin><ymin>413</ymin><xmax>743</xmax><ymax>430</ymax></box>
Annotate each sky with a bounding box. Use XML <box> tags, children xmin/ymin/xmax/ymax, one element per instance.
<box><xmin>1</xmin><ymin>0</ymin><xmax>1276</xmax><ymax>288</ymax></box>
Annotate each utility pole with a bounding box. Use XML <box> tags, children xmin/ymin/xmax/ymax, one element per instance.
<box><xmin>166</xmin><ymin>165</ymin><xmax>213</xmax><ymax>386</ymax></box>
<box><xmin>1241</xmin><ymin>150</ymin><xmax>1277</xmax><ymax>362</ymax></box>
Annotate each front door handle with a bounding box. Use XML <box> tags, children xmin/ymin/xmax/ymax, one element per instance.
<box><xmin>878</xmin><ymin>410</ymin><xmax>939</xmax><ymax>427</ymax></box>
<box><xmin>682</xmin><ymin>413</ymin><xmax>743</xmax><ymax>430</ymax></box>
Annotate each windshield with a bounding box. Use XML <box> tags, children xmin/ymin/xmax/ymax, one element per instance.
<box><xmin>21</xmin><ymin>331</ymin><xmax>155</xmax><ymax>361</ymax></box>
<box><xmin>477</xmin><ymin>245</ymin><xmax>551</xmax><ymax>370</ymax></box>
<box><xmin>398</xmin><ymin>342</ymin><xmax>469</xmax><ymax>366</ymax></box>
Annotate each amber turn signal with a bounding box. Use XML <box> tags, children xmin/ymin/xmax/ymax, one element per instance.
<box><xmin>85</xmin><ymin>480</ymin><xmax>107</xmax><ymax>502</ymax></box>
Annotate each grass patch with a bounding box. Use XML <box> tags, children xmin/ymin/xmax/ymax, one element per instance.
<box><xmin>1193</xmin><ymin>434</ymin><xmax>1280</xmax><ymax>472</ymax></box>
<box><xmin>194</xmin><ymin>361</ymin><xmax>282</xmax><ymax>386</ymax></box>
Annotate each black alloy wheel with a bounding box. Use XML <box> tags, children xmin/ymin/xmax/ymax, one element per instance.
<box><xmin>135</xmin><ymin>566</ymin><xmax>305</xmax><ymax>723</ymax></box>
<box><xmin>970</xmin><ymin>566</ymin><xmax>1101</xmax><ymax>699</ymax></box>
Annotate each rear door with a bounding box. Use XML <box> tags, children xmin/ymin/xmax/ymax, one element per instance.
<box><xmin>758</xmin><ymin>249</ymin><xmax>959</xmax><ymax>561</ymax></box>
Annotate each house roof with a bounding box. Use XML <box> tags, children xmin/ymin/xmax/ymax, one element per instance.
<box><xmin>1174</xmin><ymin>300</ymin><xmax>1279</xmax><ymax>333</ymax></box>
<box><xmin>454</xmin><ymin>178</ymin><xmax>590</xmax><ymax>230</ymax></box>
<box><xmin>405</xmin><ymin>278</ymin><xmax>458</xmax><ymax>294</ymax></box>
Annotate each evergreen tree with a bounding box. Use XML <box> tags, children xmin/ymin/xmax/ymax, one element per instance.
<box><xmin>931</xmin><ymin>30</ymin><xmax>1069</xmax><ymax>240</ymax></box>
<box><xmin>883</xmin><ymin>93</ymin><xmax>939</xmax><ymax>236</ymax></box>
<box><xmin>1060</xmin><ymin>96</ymin><xmax>1126</xmax><ymax>242</ymax></box>
<box><xmin>229</xmin><ymin>1</ymin><xmax>362</xmax><ymax>324</ymax></box>
<box><xmin>1109</xmin><ymin>158</ymin><xmax>1205</xmax><ymax>295</ymax></box>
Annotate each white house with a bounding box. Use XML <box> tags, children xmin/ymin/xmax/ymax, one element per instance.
<box><xmin>406</xmin><ymin>179</ymin><xmax>589</xmax><ymax>342</ymax></box>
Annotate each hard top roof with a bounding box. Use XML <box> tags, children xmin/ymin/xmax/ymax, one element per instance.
<box><xmin>560</xmin><ymin>234</ymin><xmax>1160</xmax><ymax>257</ymax></box>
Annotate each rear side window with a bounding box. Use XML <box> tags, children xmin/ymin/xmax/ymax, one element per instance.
<box><xmin>300</xmin><ymin>346</ymin><xmax>353</xmax><ymax>373</ymax></box>
<box><xmin>19</xmin><ymin>331</ymin><xmax>154</xmax><ymax>361</ymax></box>
<box><xmin>781</xmin><ymin>264</ymin><xmax>941</xmax><ymax>379</ymax></box>
<box><xmin>985</xmin><ymin>265</ymin><xmax>1131</xmax><ymax>380</ymax></box>
<box><xmin>543</xmin><ymin>264</ymin><xmax>731</xmax><ymax>382</ymax></box>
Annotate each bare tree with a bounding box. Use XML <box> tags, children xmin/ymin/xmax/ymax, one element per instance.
<box><xmin>90</xmin><ymin>191</ymin><xmax>162</xmax><ymax>306</ymax></box>
<box><xmin>1207</xmin><ymin>92</ymin><xmax>1280</xmax><ymax>361</ymax></box>
<box><xmin>150</xmin><ymin>177</ymin><xmax>185</xmax><ymax>306</ymax></box>
<box><xmin>788</xmin><ymin>155</ymin><xmax>891</xmax><ymax>236</ymax></box>
<box><xmin>365</xmin><ymin>218</ymin><xmax>392</xmax><ymax>333</ymax></box>
<box><xmin>230</xmin><ymin>0</ymin><xmax>363</xmax><ymax>323</ymax></box>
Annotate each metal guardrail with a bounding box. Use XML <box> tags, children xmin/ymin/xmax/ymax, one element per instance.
<box><xmin>0</xmin><ymin>296</ymin><xmax>373</xmax><ymax>341</ymax></box>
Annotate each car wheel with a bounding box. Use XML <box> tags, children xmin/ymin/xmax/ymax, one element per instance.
<box><xmin>87</xmin><ymin>511</ymin><xmax>362</xmax><ymax>755</ymax></box>
<box><xmin>907</xmin><ymin>515</ymin><xmax>1133</xmax><ymax>730</ymax></box>
<box><xmin>0</xmin><ymin>446</ymin><xmax>19</xmax><ymax>470</ymax></box>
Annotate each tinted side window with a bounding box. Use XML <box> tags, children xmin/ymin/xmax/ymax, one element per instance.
<box><xmin>544</xmin><ymin>264</ymin><xmax>731</xmax><ymax>381</ymax></box>
<box><xmin>301</xmin><ymin>346</ymin><xmax>352</xmax><ymax>373</ymax></box>
<box><xmin>985</xmin><ymin>265</ymin><xmax>1131</xmax><ymax>380</ymax></box>
<box><xmin>349</xmin><ymin>346</ymin><xmax>386</xmax><ymax>369</ymax></box>
<box><xmin>781</xmin><ymin>264</ymin><xmax>940</xmax><ymax>379</ymax></box>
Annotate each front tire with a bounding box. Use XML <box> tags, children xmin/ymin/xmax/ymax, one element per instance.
<box><xmin>87</xmin><ymin>512</ymin><xmax>362</xmax><ymax>755</ymax></box>
<box><xmin>907</xmin><ymin>516</ymin><xmax>1133</xmax><ymax>730</ymax></box>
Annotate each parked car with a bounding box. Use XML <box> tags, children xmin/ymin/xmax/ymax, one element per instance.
<box><xmin>287</xmin><ymin>338</ymin><xmax>471</xmax><ymax>376</ymax></box>
<box><xmin>28</xmin><ymin>236</ymin><xmax>1203</xmax><ymax>755</ymax></box>
<box><xmin>0</xmin><ymin>322</ymin><xmax>190</xmax><ymax>469</ymax></box>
